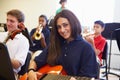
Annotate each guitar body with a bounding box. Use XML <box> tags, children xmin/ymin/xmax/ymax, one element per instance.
<box><xmin>19</xmin><ymin>64</ymin><xmax>63</xmax><ymax>80</ymax></box>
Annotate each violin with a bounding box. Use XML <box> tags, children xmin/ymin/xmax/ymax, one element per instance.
<box><xmin>3</xmin><ymin>29</ymin><xmax>22</xmax><ymax>44</ymax></box>
<box><xmin>3</xmin><ymin>23</ymin><xmax>25</xmax><ymax>44</ymax></box>
<box><xmin>9</xmin><ymin>22</ymin><xmax>25</xmax><ymax>40</ymax></box>
<box><xmin>10</xmin><ymin>29</ymin><xmax>22</xmax><ymax>40</ymax></box>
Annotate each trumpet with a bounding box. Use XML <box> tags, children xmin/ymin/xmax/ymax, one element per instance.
<box><xmin>34</xmin><ymin>24</ymin><xmax>43</xmax><ymax>40</ymax></box>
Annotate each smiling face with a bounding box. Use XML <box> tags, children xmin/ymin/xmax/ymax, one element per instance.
<box><xmin>57</xmin><ymin>17</ymin><xmax>72</xmax><ymax>41</ymax></box>
<box><xmin>6</xmin><ymin>15</ymin><xmax>19</xmax><ymax>33</ymax></box>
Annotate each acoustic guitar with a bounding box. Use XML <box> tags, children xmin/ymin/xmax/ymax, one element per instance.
<box><xmin>19</xmin><ymin>64</ymin><xmax>63</xmax><ymax>80</ymax></box>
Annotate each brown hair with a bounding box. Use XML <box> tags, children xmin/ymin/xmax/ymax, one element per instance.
<box><xmin>47</xmin><ymin>9</ymin><xmax>82</xmax><ymax>65</ymax></box>
<box><xmin>7</xmin><ymin>9</ymin><xmax>25</xmax><ymax>22</ymax></box>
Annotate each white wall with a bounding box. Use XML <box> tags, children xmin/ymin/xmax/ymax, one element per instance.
<box><xmin>113</xmin><ymin>0</ymin><xmax>120</xmax><ymax>22</ymax></box>
<box><xmin>67</xmin><ymin>0</ymin><xmax>115</xmax><ymax>28</ymax></box>
<box><xmin>0</xmin><ymin>0</ymin><xmax>120</xmax><ymax>31</ymax></box>
<box><xmin>0</xmin><ymin>0</ymin><xmax>58</xmax><ymax>31</ymax></box>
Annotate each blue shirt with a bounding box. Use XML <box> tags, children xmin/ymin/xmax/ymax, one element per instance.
<box><xmin>30</xmin><ymin>27</ymin><xmax>50</xmax><ymax>52</ymax></box>
<box><xmin>34</xmin><ymin>36</ymin><xmax>98</xmax><ymax>78</ymax></box>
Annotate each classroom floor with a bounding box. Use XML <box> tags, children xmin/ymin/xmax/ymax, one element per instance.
<box><xmin>100</xmin><ymin>67</ymin><xmax>120</xmax><ymax>80</ymax></box>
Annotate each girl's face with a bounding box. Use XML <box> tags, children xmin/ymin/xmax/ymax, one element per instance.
<box><xmin>39</xmin><ymin>17</ymin><xmax>47</xmax><ymax>27</ymax></box>
<box><xmin>57</xmin><ymin>17</ymin><xmax>72</xmax><ymax>41</ymax></box>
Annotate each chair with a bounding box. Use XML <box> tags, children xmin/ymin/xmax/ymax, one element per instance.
<box><xmin>101</xmin><ymin>42</ymin><xmax>108</xmax><ymax>80</ymax></box>
<box><xmin>18</xmin><ymin>52</ymin><xmax>31</xmax><ymax>75</ymax></box>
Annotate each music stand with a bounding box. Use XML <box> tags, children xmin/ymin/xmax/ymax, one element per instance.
<box><xmin>102</xmin><ymin>23</ymin><xmax>120</xmax><ymax>79</ymax></box>
<box><xmin>0</xmin><ymin>43</ymin><xmax>16</xmax><ymax>80</ymax></box>
<box><xmin>115</xmin><ymin>28</ymin><xmax>120</xmax><ymax>51</ymax></box>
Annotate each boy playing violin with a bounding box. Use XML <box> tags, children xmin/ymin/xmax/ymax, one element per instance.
<box><xmin>6</xmin><ymin>9</ymin><xmax>29</xmax><ymax>79</ymax></box>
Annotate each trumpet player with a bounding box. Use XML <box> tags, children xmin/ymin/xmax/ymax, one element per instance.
<box><xmin>29</xmin><ymin>15</ymin><xmax>50</xmax><ymax>55</ymax></box>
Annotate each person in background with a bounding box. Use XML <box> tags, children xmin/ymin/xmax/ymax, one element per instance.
<box><xmin>85</xmin><ymin>20</ymin><xmax>106</xmax><ymax>79</ymax></box>
<box><xmin>85</xmin><ymin>20</ymin><xmax>106</xmax><ymax>65</ymax></box>
<box><xmin>56</xmin><ymin>0</ymin><xmax>67</xmax><ymax>14</ymax></box>
<box><xmin>5</xmin><ymin>9</ymin><xmax>29</xmax><ymax>78</ymax></box>
<box><xmin>29</xmin><ymin>15</ymin><xmax>50</xmax><ymax>55</ymax></box>
<box><xmin>27</xmin><ymin>9</ymin><xmax>98</xmax><ymax>80</ymax></box>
